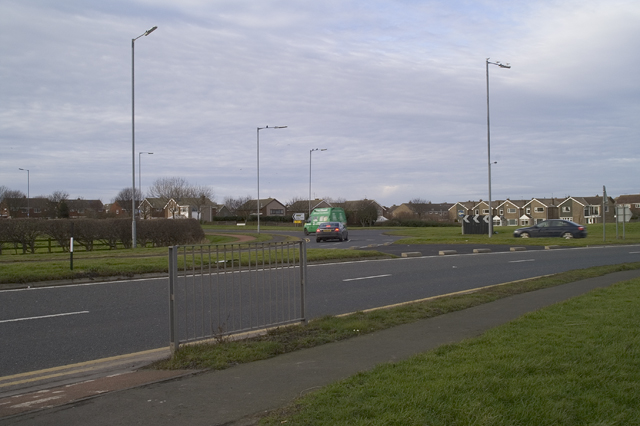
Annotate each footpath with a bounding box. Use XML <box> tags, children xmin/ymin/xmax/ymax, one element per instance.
<box><xmin>2</xmin><ymin>268</ymin><xmax>640</xmax><ymax>426</ymax></box>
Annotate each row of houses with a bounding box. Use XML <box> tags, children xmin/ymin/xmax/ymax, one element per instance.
<box><xmin>3</xmin><ymin>194</ymin><xmax>640</xmax><ymax>225</ymax></box>
<box><xmin>391</xmin><ymin>194</ymin><xmax>639</xmax><ymax>226</ymax></box>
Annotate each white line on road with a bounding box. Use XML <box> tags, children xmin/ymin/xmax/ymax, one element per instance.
<box><xmin>0</xmin><ymin>311</ymin><xmax>89</xmax><ymax>324</ymax></box>
<box><xmin>509</xmin><ymin>259</ymin><xmax>535</xmax><ymax>263</ymax></box>
<box><xmin>343</xmin><ymin>274</ymin><xmax>391</xmax><ymax>282</ymax></box>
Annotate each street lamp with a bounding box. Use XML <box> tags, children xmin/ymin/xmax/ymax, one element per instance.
<box><xmin>18</xmin><ymin>168</ymin><xmax>29</xmax><ymax>218</ymax></box>
<box><xmin>257</xmin><ymin>125</ymin><xmax>287</xmax><ymax>233</ymax></box>
<box><xmin>132</xmin><ymin>25</ymin><xmax>157</xmax><ymax>248</ymax></box>
<box><xmin>486</xmin><ymin>58</ymin><xmax>510</xmax><ymax>238</ymax></box>
<box><xmin>138</xmin><ymin>151</ymin><xmax>153</xmax><ymax>218</ymax></box>
<box><xmin>309</xmin><ymin>148</ymin><xmax>327</xmax><ymax>216</ymax></box>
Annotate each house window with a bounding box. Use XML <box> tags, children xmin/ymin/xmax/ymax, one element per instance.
<box><xmin>635</xmin><ymin>204</ymin><xmax>640</xmax><ymax>208</ymax></box>
<box><xmin>526</xmin><ymin>208</ymin><xmax>531</xmax><ymax>214</ymax></box>
<box><xmin>499</xmin><ymin>209</ymin><xmax>504</xmax><ymax>215</ymax></box>
<box><xmin>534</xmin><ymin>207</ymin><xmax>544</xmax><ymax>213</ymax></box>
<box><xmin>270</xmin><ymin>209</ymin><xmax>284</xmax><ymax>215</ymax></box>
<box><xmin>482</xmin><ymin>209</ymin><xmax>489</xmax><ymax>214</ymax></box>
<box><xmin>520</xmin><ymin>219</ymin><xmax>529</xmax><ymax>226</ymax></box>
<box><xmin>508</xmin><ymin>219</ymin><xmax>517</xmax><ymax>226</ymax></box>
<box><xmin>475</xmin><ymin>209</ymin><xmax>479</xmax><ymax>215</ymax></box>
<box><xmin>507</xmin><ymin>208</ymin><xmax>516</xmax><ymax>214</ymax></box>
<box><xmin>562</xmin><ymin>206</ymin><xmax>571</xmax><ymax>213</ymax></box>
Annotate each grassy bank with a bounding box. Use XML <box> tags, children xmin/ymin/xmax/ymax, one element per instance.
<box><xmin>151</xmin><ymin>262</ymin><xmax>640</xmax><ymax>373</ymax></box>
<box><xmin>262</xmin><ymin>273</ymin><xmax>640</xmax><ymax>425</ymax></box>
<box><xmin>388</xmin><ymin>222</ymin><xmax>640</xmax><ymax>246</ymax></box>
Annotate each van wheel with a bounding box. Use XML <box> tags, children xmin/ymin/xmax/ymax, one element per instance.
<box><xmin>304</xmin><ymin>229</ymin><xmax>309</xmax><ymax>235</ymax></box>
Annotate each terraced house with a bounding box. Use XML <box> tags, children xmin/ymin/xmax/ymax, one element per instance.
<box><xmin>557</xmin><ymin>196</ymin><xmax>615</xmax><ymax>224</ymax></box>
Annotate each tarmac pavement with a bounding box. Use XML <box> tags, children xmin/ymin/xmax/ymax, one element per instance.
<box><xmin>2</xmin><ymin>268</ymin><xmax>640</xmax><ymax>426</ymax></box>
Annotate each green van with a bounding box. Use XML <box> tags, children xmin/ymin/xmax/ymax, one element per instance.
<box><xmin>303</xmin><ymin>207</ymin><xmax>347</xmax><ymax>235</ymax></box>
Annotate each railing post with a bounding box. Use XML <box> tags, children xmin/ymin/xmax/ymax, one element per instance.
<box><xmin>169</xmin><ymin>245</ymin><xmax>179</xmax><ymax>354</ymax></box>
<box><xmin>300</xmin><ymin>240</ymin><xmax>307</xmax><ymax>324</ymax></box>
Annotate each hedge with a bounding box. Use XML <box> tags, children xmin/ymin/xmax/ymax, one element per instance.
<box><xmin>0</xmin><ymin>218</ymin><xmax>205</xmax><ymax>254</ymax></box>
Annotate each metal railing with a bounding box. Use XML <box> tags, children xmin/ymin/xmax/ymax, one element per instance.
<box><xmin>168</xmin><ymin>240</ymin><xmax>307</xmax><ymax>353</ymax></box>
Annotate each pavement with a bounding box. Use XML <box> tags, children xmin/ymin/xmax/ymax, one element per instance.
<box><xmin>2</xmin><ymin>268</ymin><xmax>640</xmax><ymax>426</ymax></box>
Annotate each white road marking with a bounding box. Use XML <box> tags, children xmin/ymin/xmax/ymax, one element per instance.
<box><xmin>509</xmin><ymin>259</ymin><xmax>535</xmax><ymax>263</ymax></box>
<box><xmin>343</xmin><ymin>274</ymin><xmax>391</xmax><ymax>282</ymax></box>
<box><xmin>0</xmin><ymin>311</ymin><xmax>89</xmax><ymax>324</ymax></box>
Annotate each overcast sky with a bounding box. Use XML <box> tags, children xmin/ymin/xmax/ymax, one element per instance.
<box><xmin>1</xmin><ymin>0</ymin><xmax>639</xmax><ymax>207</ymax></box>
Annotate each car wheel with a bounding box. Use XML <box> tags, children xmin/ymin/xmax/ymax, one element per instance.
<box><xmin>316</xmin><ymin>238</ymin><xmax>321</xmax><ymax>243</ymax></box>
<box><xmin>345</xmin><ymin>232</ymin><xmax>348</xmax><ymax>241</ymax></box>
<box><xmin>562</xmin><ymin>232</ymin><xmax>573</xmax><ymax>239</ymax></box>
<box><xmin>520</xmin><ymin>232</ymin><xmax>530</xmax><ymax>238</ymax></box>
<box><xmin>338</xmin><ymin>234</ymin><xmax>344</xmax><ymax>242</ymax></box>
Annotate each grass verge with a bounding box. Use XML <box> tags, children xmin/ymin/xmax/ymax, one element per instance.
<box><xmin>0</xmin><ymin>244</ymin><xmax>389</xmax><ymax>286</ymax></box>
<box><xmin>387</xmin><ymin>222</ymin><xmax>640</xmax><ymax>247</ymax></box>
<box><xmin>261</xmin><ymin>276</ymin><xmax>640</xmax><ymax>425</ymax></box>
<box><xmin>150</xmin><ymin>262</ymin><xmax>640</xmax><ymax>372</ymax></box>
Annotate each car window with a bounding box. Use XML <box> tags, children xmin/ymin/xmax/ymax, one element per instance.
<box><xmin>537</xmin><ymin>222</ymin><xmax>548</xmax><ymax>228</ymax></box>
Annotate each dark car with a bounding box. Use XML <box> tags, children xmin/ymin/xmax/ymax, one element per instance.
<box><xmin>316</xmin><ymin>222</ymin><xmax>348</xmax><ymax>242</ymax></box>
<box><xmin>513</xmin><ymin>219</ymin><xmax>587</xmax><ymax>239</ymax></box>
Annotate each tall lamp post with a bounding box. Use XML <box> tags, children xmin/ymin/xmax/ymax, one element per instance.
<box><xmin>257</xmin><ymin>125</ymin><xmax>287</xmax><ymax>233</ymax></box>
<box><xmin>309</xmin><ymin>148</ymin><xmax>327</xmax><ymax>217</ymax></box>
<box><xmin>18</xmin><ymin>168</ymin><xmax>29</xmax><ymax>218</ymax></box>
<box><xmin>138</xmin><ymin>151</ymin><xmax>153</xmax><ymax>218</ymax></box>
<box><xmin>486</xmin><ymin>58</ymin><xmax>510</xmax><ymax>238</ymax></box>
<box><xmin>132</xmin><ymin>25</ymin><xmax>157</xmax><ymax>248</ymax></box>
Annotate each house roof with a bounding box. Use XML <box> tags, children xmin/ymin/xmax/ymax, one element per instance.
<box><xmin>558</xmin><ymin>196</ymin><xmax>614</xmax><ymax>207</ymax></box>
<box><xmin>287</xmin><ymin>199</ymin><xmax>331</xmax><ymax>212</ymax></box>
<box><xmin>496</xmin><ymin>199</ymin><xmax>527</xmax><ymax>208</ymax></box>
<box><xmin>615</xmin><ymin>194</ymin><xmax>640</xmax><ymax>204</ymax></box>
<box><xmin>239</xmin><ymin>198</ymin><xmax>285</xmax><ymax>210</ymax></box>
<box><xmin>523</xmin><ymin>198</ymin><xmax>564</xmax><ymax>207</ymax></box>
<box><xmin>66</xmin><ymin>199</ymin><xmax>104</xmax><ymax>210</ymax></box>
<box><xmin>448</xmin><ymin>201</ymin><xmax>477</xmax><ymax>211</ymax></box>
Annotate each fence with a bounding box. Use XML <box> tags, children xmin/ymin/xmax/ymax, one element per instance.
<box><xmin>168</xmin><ymin>240</ymin><xmax>307</xmax><ymax>353</ymax></box>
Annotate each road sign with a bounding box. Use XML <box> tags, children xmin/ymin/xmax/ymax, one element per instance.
<box><xmin>293</xmin><ymin>213</ymin><xmax>305</xmax><ymax>221</ymax></box>
<box><xmin>616</xmin><ymin>206</ymin><xmax>632</xmax><ymax>222</ymax></box>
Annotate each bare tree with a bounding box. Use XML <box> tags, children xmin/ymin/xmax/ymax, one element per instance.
<box><xmin>0</xmin><ymin>186</ymin><xmax>9</xmax><ymax>203</ymax></box>
<box><xmin>148</xmin><ymin>177</ymin><xmax>195</xmax><ymax>202</ymax></box>
<box><xmin>113</xmin><ymin>187</ymin><xmax>143</xmax><ymax>216</ymax></box>
<box><xmin>1</xmin><ymin>189</ymin><xmax>26</xmax><ymax>216</ymax></box>
<box><xmin>409</xmin><ymin>198</ymin><xmax>432</xmax><ymax>219</ymax></box>
<box><xmin>224</xmin><ymin>195</ymin><xmax>252</xmax><ymax>216</ymax></box>
<box><xmin>190</xmin><ymin>185</ymin><xmax>215</xmax><ymax>222</ymax></box>
<box><xmin>47</xmin><ymin>190</ymin><xmax>70</xmax><ymax>218</ymax></box>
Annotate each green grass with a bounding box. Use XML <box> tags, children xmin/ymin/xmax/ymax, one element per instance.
<box><xmin>387</xmin><ymin>222</ymin><xmax>640</xmax><ymax>246</ymax></box>
<box><xmin>0</xmin><ymin>235</ymin><xmax>390</xmax><ymax>286</ymax></box>
<box><xmin>261</xmin><ymin>272</ymin><xmax>640</xmax><ymax>425</ymax></box>
<box><xmin>151</xmin><ymin>262</ymin><xmax>640</xmax><ymax>373</ymax></box>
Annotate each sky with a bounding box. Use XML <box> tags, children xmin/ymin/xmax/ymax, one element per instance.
<box><xmin>1</xmin><ymin>0</ymin><xmax>639</xmax><ymax>208</ymax></box>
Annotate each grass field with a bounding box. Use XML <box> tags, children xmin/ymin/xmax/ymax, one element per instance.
<box><xmin>260</xmin><ymin>272</ymin><xmax>640</xmax><ymax>425</ymax></box>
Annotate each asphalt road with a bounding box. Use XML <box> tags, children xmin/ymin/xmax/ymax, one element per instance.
<box><xmin>2</xmin><ymin>240</ymin><xmax>640</xmax><ymax>378</ymax></box>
